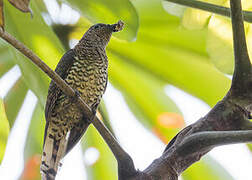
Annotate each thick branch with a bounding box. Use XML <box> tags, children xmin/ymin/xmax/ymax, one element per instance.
<box><xmin>177</xmin><ymin>130</ymin><xmax>252</xmax><ymax>156</ymax></box>
<box><xmin>164</xmin><ymin>0</ymin><xmax>252</xmax><ymax>23</ymax></box>
<box><xmin>0</xmin><ymin>28</ymin><xmax>136</xmax><ymax>177</ymax></box>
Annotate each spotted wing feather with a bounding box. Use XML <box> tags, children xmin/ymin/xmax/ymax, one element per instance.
<box><xmin>44</xmin><ymin>49</ymin><xmax>76</xmax><ymax>145</ymax></box>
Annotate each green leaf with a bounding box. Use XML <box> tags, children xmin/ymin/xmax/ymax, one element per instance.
<box><xmin>4</xmin><ymin>0</ymin><xmax>64</xmax><ymax>106</ymax></box>
<box><xmin>207</xmin><ymin>15</ymin><xmax>234</xmax><ymax>74</ymax></box>
<box><xmin>108</xmin><ymin>52</ymin><xmax>184</xmax><ymax>142</ymax></box>
<box><xmin>64</xmin><ymin>0</ymin><xmax>139</xmax><ymax>41</ymax></box>
<box><xmin>0</xmin><ymin>41</ymin><xmax>15</xmax><ymax>77</ymax></box>
<box><xmin>4</xmin><ymin>77</ymin><xmax>28</xmax><ymax>127</ymax></box>
<box><xmin>0</xmin><ymin>98</ymin><xmax>10</xmax><ymax>164</ymax></box>
<box><xmin>182</xmin><ymin>156</ymin><xmax>234</xmax><ymax>180</ymax></box>
<box><xmin>82</xmin><ymin>125</ymin><xmax>117</xmax><ymax>180</ymax></box>
<box><xmin>207</xmin><ymin>14</ymin><xmax>252</xmax><ymax>74</ymax></box>
<box><xmin>168</xmin><ymin>0</ymin><xmax>252</xmax><ymax>74</ymax></box>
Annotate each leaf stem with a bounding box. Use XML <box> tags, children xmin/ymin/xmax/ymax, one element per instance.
<box><xmin>164</xmin><ymin>0</ymin><xmax>252</xmax><ymax>23</ymax></box>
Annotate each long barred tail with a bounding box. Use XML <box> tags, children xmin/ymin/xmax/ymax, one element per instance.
<box><xmin>41</xmin><ymin>123</ymin><xmax>67</xmax><ymax>180</ymax></box>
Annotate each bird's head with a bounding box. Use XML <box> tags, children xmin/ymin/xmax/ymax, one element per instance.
<box><xmin>80</xmin><ymin>20</ymin><xmax>124</xmax><ymax>47</ymax></box>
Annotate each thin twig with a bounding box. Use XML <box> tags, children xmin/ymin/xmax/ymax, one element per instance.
<box><xmin>176</xmin><ymin>130</ymin><xmax>252</xmax><ymax>155</ymax></box>
<box><xmin>164</xmin><ymin>0</ymin><xmax>252</xmax><ymax>23</ymax></box>
<box><xmin>0</xmin><ymin>28</ymin><xmax>136</xmax><ymax>175</ymax></box>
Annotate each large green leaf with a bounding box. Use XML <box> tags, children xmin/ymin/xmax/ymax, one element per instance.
<box><xmin>167</xmin><ymin>0</ymin><xmax>252</xmax><ymax>74</ymax></box>
<box><xmin>0</xmin><ymin>98</ymin><xmax>10</xmax><ymax>164</ymax></box>
<box><xmin>63</xmin><ymin>0</ymin><xmax>139</xmax><ymax>41</ymax></box>
<box><xmin>183</xmin><ymin>156</ymin><xmax>234</xmax><ymax>180</ymax></box>
<box><xmin>111</xmin><ymin>0</ymin><xmax>231</xmax><ymax>107</ymax></box>
<box><xmin>82</xmin><ymin>125</ymin><xmax>117</xmax><ymax>180</ymax></box>
<box><xmin>108</xmin><ymin>52</ymin><xmax>184</xmax><ymax>142</ymax></box>
<box><xmin>4</xmin><ymin>0</ymin><xmax>64</xmax><ymax>106</ymax></box>
<box><xmin>0</xmin><ymin>41</ymin><xmax>15</xmax><ymax>77</ymax></box>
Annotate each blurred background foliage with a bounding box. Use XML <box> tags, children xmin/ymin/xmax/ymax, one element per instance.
<box><xmin>1</xmin><ymin>0</ymin><xmax>252</xmax><ymax>179</ymax></box>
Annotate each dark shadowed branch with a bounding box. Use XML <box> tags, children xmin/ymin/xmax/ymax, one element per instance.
<box><xmin>176</xmin><ymin>130</ymin><xmax>252</xmax><ymax>156</ymax></box>
<box><xmin>0</xmin><ymin>27</ymin><xmax>136</xmax><ymax>178</ymax></box>
<box><xmin>228</xmin><ymin>0</ymin><xmax>252</xmax><ymax>101</ymax></box>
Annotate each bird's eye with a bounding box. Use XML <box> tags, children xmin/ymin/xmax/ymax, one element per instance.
<box><xmin>94</xmin><ymin>25</ymin><xmax>99</xmax><ymax>29</ymax></box>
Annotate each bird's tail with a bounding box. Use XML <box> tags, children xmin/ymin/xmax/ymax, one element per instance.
<box><xmin>40</xmin><ymin>123</ymin><xmax>67</xmax><ymax>180</ymax></box>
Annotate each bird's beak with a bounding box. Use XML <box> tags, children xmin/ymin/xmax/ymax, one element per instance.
<box><xmin>110</xmin><ymin>20</ymin><xmax>124</xmax><ymax>32</ymax></box>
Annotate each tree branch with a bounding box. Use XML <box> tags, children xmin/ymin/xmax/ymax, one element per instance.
<box><xmin>176</xmin><ymin>130</ymin><xmax>252</xmax><ymax>156</ymax></box>
<box><xmin>0</xmin><ymin>28</ymin><xmax>136</xmax><ymax>177</ymax></box>
<box><xmin>229</xmin><ymin>0</ymin><xmax>252</xmax><ymax>84</ymax></box>
<box><xmin>224</xmin><ymin>0</ymin><xmax>252</xmax><ymax>108</ymax></box>
<box><xmin>165</xmin><ymin>0</ymin><xmax>252</xmax><ymax>23</ymax></box>
<box><xmin>164</xmin><ymin>0</ymin><xmax>252</xmax><ymax>23</ymax></box>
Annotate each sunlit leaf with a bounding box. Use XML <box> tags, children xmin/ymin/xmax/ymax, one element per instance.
<box><xmin>0</xmin><ymin>0</ymin><xmax>4</xmax><ymax>29</ymax></box>
<box><xmin>180</xmin><ymin>0</ymin><xmax>227</xmax><ymax>30</ymax></box>
<box><xmin>0</xmin><ymin>43</ymin><xmax>15</xmax><ymax>77</ymax></box>
<box><xmin>64</xmin><ymin>0</ymin><xmax>139</xmax><ymax>41</ymax></box>
<box><xmin>108</xmin><ymin>52</ymin><xmax>183</xmax><ymax>141</ymax></box>
<box><xmin>115</xmin><ymin>0</ymin><xmax>231</xmax><ymax>107</ymax></box>
<box><xmin>20</xmin><ymin>154</ymin><xmax>41</xmax><ymax>180</ymax></box>
<box><xmin>168</xmin><ymin>0</ymin><xmax>252</xmax><ymax>74</ymax></box>
<box><xmin>207</xmin><ymin>15</ymin><xmax>234</xmax><ymax>74</ymax></box>
<box><xmin>0</xmin><ymin>98</ymin><xmax>10</xmax><ymax>164</ymax></box>
<box><xmin>162</xmin><ymin>1</ymin><xmax>185</xmax><ymax>18</ymax></box>
<box><xmin>183</xmin><ymin>156</ymin><xmax>234</xmax><ymax>180</ymax></box>
<box><xmin>82</xmin><ymin>125</ymin><xmax>117</xmax><ymax>180</ymax></box>
<box><xmin>8</xmin><ymin>0</ymin><xmax>31</xmax><ymax>13</ymax></box>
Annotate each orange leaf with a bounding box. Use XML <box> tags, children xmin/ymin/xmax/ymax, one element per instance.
<box><xmin>157</xmin><ymin>112</ymin><xmax>185</xmax><ymax>129</ymax></box>
<box><xmin>20</xmin><ymin>154</ymin><xmax>41</xmax><ymax>180</ymax></box>
<box><xmin>152</xmin><ymin>127</ymin><xmax>169</xmax><ymax>144</ymax></box>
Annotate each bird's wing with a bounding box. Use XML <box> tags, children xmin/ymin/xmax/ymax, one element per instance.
<box><xmin>44</xmin><ymin>49</ymin><xmax>76</xmax><ymax>146</ymax></box>
<box><xmin>45</xmin><ymin>49</ymin><xmax>76</xmax><ymax>120</ymax></box>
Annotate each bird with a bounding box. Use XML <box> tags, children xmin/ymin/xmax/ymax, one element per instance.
<box><xmin>40</xmin><ymin>20</ymin><xmax>124</xmax><ymax>180</ymax></box>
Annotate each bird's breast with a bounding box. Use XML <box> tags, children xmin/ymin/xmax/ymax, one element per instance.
<box><xmin>65</xmin><ymin>55</ymin><xmax>108</xmax><ymax>108</ymax></box>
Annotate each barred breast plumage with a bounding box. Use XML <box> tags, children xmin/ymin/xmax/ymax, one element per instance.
<box><xmin>41</xmin><ymin>21</ymin><xmax>124</xmax><ymax>180</ymax></box>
